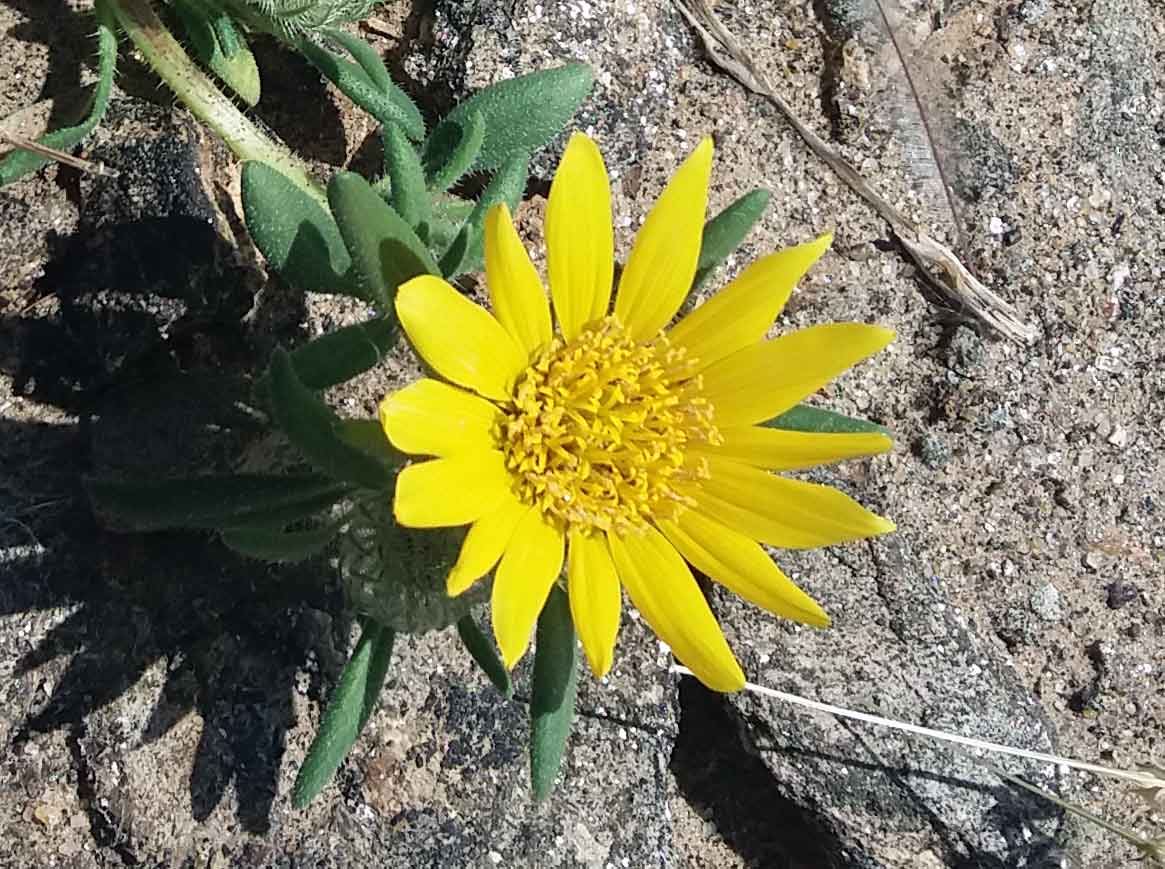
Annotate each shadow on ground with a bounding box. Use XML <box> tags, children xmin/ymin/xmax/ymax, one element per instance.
<box><xmin>0</xmin><ymin>92</ymin><xmax>345</xmax><ymax>834</ymax></box>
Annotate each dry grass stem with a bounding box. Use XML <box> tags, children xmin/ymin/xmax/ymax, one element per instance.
<box><xmin>672</xmin><ymin>0</ymin><xmax>1038</xmax><ymax>344</ymax></box>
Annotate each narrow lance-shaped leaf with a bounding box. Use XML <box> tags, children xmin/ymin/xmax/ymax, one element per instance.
<box><xmin>439</xmin><ymin>155</ymin><xmax>528</xmax><ymax>278</ymax></box>
<box><xmin>440</xmin><ymin>63</ymin><xmax>593</xmax><ymax>172</ymax></box>
<box><xmin>320</xmin><ymin>27</ymin><xmax>424</xmax><ymax>140</ymax></box>
<box><xmin>220</xmin><ymin>523</ymin><xmax>338</xmax><ymax>563</ymax></box>
<box><xmin>284</xmin><ymin>315</ymin><xmax>398</xmax><ymax>392</ymax></box>
<box><xmin>765</xmin><ymin>404</ymin><xmax>888</xmax><ymax>435</ymax></box>
<box><xmin>334</xmin><ymin>419</ymin><xmax>406</xmax><ymax>469</ymax></box>
<box><xmin>297</xmin><ymin>38</ymin><xmax>424</xmax><ymax>141</ymax></box>
<box><xmin>268</xmin><ymin>348</ymin><xmax>394</xmax><ymax>490</ymax></box>
<box><xmin>293</xmin><ymin>621</ymin><xmax>395</xmax><ymax>807</ymax></box>
<box><xmin>530</xmin><ymin>585</ymin><xmax>578</xmax><ymax>801</ymax></box>
<box><xmin>457</xmin><ymin>615</ymin><xmax>513</xmax><ymax>698</ymax></box>
<box><xmin>170</xmin><ymin>0</ymin><xmax>261</xmax><ymax>106</ymax></box>
<box><xmin>422</xmin><ymin>110</ymin><xmax>486</xmax><ymax>191</ymax></box>
<box><xmin>692</xmin><ymin>188</ymin><xmax>770</xmax><ymax>291</ymax></box>
<box><xmin>328</xmin><ymin>171</ymin><xmax>439</xmax><ymax>308</ymax></box>
<box><xmin>241</xmin><ymin>161</ymin><xmax>354</xmax><ymax>295</ymax></box>
<box><xmin>383</xmin><ymin>124</ymin><xmax>431</xmax><ymax>236</ymax></box>
<box><xmin>87</xmin><ymin>474</ymin><xmax>348</xmax><ymax>532</ymax></box>
<box><xmin>0</xmin><ymin>0</ymin><xmax>117</xmax><ymax>186</ymax></box>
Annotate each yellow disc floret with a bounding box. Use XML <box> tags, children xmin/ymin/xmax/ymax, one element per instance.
<box><xmin>498</xmin><ymin>317</ymin><xmax>721</xmax><ymax>534</ymax></box>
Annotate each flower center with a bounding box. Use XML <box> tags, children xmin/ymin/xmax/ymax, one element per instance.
<box><xmin>497</xmin><ymin>317</ymin><xmax>721</xmax><ymax>534</ymax></box>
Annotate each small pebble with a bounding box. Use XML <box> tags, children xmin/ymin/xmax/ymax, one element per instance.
<box><xmin>916</xmin><ymin>434</ymin><xmax>950</xmax><ymax>470</ymax></box>
<box><xmin>1030</xmin><ymin>583</ymin><xmax>1063</xmax><ymax>622</ymax></box>
<box><xmin>1105</xmin><ymin>581</ymin><xmax>1139</xmax><ymax>609</ymax></box>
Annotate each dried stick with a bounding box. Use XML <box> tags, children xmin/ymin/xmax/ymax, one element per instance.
<box><xmin>0</xmin><ymin>131</ymin><xmax>120</xmax><ymax>179</ymax></box>
<box><xmin>672</xmin><ymin>0</ymin><xmax>1037</xmax><ymax>344</ymax></box>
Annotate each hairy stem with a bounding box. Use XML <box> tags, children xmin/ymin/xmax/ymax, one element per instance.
<box><xmin>107</xmin><ymin>0</ymin><xmax>325</xmax><ymax>205</ymax></box>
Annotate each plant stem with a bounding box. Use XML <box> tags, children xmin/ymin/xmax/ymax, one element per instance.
<box><xmin>107</xmin><ymin>0</ymin><xmax>325</xmax><ymax>206</ymax></box>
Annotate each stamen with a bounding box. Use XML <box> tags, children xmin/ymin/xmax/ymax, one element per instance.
<box><xmin>496</xmin><ymin>317</ymin><xmax>721</xmax><ymax>534</ymax></box>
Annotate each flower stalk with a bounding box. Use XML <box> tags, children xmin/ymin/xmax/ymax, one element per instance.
<box><xmin>107</xmin><ymin>0</ymin><xmax>324</xmax><ymax>205</ymax></box>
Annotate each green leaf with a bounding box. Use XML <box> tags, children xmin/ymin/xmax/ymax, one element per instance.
<box><xmin>422</xmin><ymin>110</ymin><xmax>485</xmax><ymax>191</ymax></box>
<box><xmin>0</xmin><ymin>0</ymin><xmax>117</xmax><ymax>186</ymax></box>
<box><xmin>320</xmin><ymin>28</ymin><xmax>423</xmax><ymax>140</ymax></box>
<box><xmin>334</xmin><ymin>419</ymin><xmax>406</xmax><ymax>468</ymax></box>
<box><xmin>430</xmin><ymin>193</ymin><xmax>475</xmax><ymax>225</ymax></box>
<box><xmin>457</xmin><ymin>616</ymin><xmax>512</xmax><ymax>698</ymax></box>
<box><xmin>293</xmin><ymin>621</ymin><xmax>395</xmax><ymax>807</ymax></box>
<box><xmin>241</xmin><ymin>161</ymin><xmax>354</xmax><ymax>294</ymax></box>
<box><xmin>439</xmin><ymin>156</ymin><xmax>528</xmax><ymax>278</ymax></box>
<box><xmin>383</xmin><ymin>124</ymin><xmax>430</xmax><ymax>236</ymax></box>
<box><xmin>298</xmin><ymin>37</ymin><xmax>424</xmax><ymax>140</ymax></box>
<box><xmin>441</xmin><ymin>63</ymin><xmax>593</xmax><ymax>173</ymax></box>
<box><xmin>426</xmin><ymin>193</ymin><xmax>475</xmax><ymax>252</ymax></box>
<box><xmin>328</xmin><ymin>171</ymin><xmax>439</xmax><ymax>308</ymax></box>
<box><xmin>268</xmin><ymin>348</ymin><xmax>394</xmax><ymax>490</ymax></box>
<box><xmin>530</xmin><ymin>586</ymin><xmax>578</xmax><ymax>801</ymax></box>
<box><xmin>287</xmin><ymin>316</ymin><xmax>398</xmax><ymax>391</ymax></box>
<box><xmin>87</xmin><ymin>474</ymin><xmax>348</xmax><ymax>532</ymax></box>
<box><xmin>221</xmin><ymin>523</ymin><xmax>337</xmax><ymax>562</ymax></box>
<box><xmin>692</xmin><ymin>188</ymin><xmax>770</xmax><ymax>290</ymax></box>
<box><xmin>171</xmin><ymin>0</ymin><xmax>261</xmax><ymax>106</ymax></box>
<box><xmin>764</xmin><ymin>404</ymin><xmax>888</xmax><ymax>435</ymax></box>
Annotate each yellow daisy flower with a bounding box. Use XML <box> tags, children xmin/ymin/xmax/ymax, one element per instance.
<box><xmin>379</xmin><ymin>133</ymin><xmax>895</xmax><ymax>692</ymax></box>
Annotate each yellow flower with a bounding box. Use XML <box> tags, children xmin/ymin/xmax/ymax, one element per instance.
<box><xmin>379</xmin><ymin>133</ymin><xmax>895</xmax><ymax>692</ymax></box>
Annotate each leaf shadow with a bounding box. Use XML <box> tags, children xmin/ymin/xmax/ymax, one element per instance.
<box><xmin>0</xmin><ymin>158</ymin><xmax>343</xmax><ymax>836</ymax></box>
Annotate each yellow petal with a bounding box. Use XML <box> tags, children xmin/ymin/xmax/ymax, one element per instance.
<box><xmin>395</xmin><ymin>274</ymin><xmax>526</xmax><ymax>401</ymax></box>
<box><xmin>667</xmin><ymin>234</ymin><xmax>833</xmax><ymax>371</ymax></box>
<box><xmin>699</xmin><ymin>323</ymin><xmax>895</xmax><ymax>427</ymax></box>
<box><xmin>546</xmin><ymin>132</ymin><xmax>614</xmax><ymax>340</ymax></box>
<box><xmin>492</xmin><ymin>508</ymin><xmax>565</xmax><ymax>669</ymax></box>
<box><xmin>379</xmin><ymin>378</ymin><xmax>500</xmax><ymax>458</ymax></box>
<box><xmin>567</xmin><ymin>529</ymin><xmax>622</xmax><ymax>678</ymax></box>
<box><xmin>682</xmin><ymin>455</ymin><xmax>895</xmax><ymax>549</ymax></box>
<box><xmin>394</xmin><ymin>450</ymin><xmax>511</xmax><ymax>528</ymax></box>
<box><xmin>485</xmin><ymin>203</ymin><xmax>553</xmax><ymax>355</ymax></box>
<box><xmin>614</xmin><ymin>138</ymin><xmax>713</xmax><ymax>340</ymax></box>
<box><xmin>607</xmin><ymin>525</ymin><xmax>744</xmax><ymax>692</ymax></box>
<box><xmin>447</xmin><ymin>492</ymin><xmax>528</xmax><ymax>596</ymax></box>
<box><xmin>700</xmin><ymin>425</ymin><xmax>892</xmax><ymax>471</ymax></box>
<box><xmin>658</xmin><ymin>511</ymin><xmax>829</xmax><ymax>628</ymax></box>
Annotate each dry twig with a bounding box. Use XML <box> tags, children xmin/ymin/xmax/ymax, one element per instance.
<box><xmin>0</xmin><ymin>131</ymin><xmax>119</xmax><ymax>179</ymax></box>
<box><xmin>673</xmin><ymin>0</ymin><xmax>1037</xmax><ymax>344</ymax></box>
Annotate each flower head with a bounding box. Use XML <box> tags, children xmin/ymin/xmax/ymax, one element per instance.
<box><xmin>379</xmin><ymin>133</ymin><xmax>895</xmax><ymax>691</ymax></box>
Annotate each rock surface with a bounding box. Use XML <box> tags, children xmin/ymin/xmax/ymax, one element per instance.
<box><xmin>3</xmin><ymin>0</ymin><xmax>1164</xmax><ymax>866</ymax></box>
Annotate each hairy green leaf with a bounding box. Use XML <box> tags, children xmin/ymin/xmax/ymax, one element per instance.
<box><xmin>293</xmin><ymin>621</ymin><xmax>394</xmax><ymax>807</ymax></box>
<box><xmin>288</xmin><ymin>316</ymin><xmax>398</xmax><ymax>390</ymax></box>
<box><xmin>298</xmin><ymin>38</ymin><xmax>424</xmax><ymax>140</ymax></box>
<box><xmin>422</xmin><ymin>110</ymin><xmax>485</xmax><ymax>191</ymax></box>
<box><xmin>457</xmin><ymin>615</ymin><xmax>513</xmax><ymax>698</ymax></box>
<box><xmin>328</xmin><ymin>171</ymin><xmax>439</xmax><ymax>308</ymax></box>
<box><xmin>334</xmin><ymin>419</ymin><xmax>406</xmax><ymax>468</ymax></box>
<box><xmin>439</xmin><ymin>156</ymin><xmax>528</xmax><ymax>277</ymax></box>
<box><xmin>530</xmin><ymin>586</ymin><xmax>578</xmax><ymax>801</ymax></box>
<box><xmin>268</xmin><ymin>348</ymin><xmax>394</xmax><ymax>490</ymax></box>
<box><xmin>221</xmin><ymin>523</ymin><xmax>337</xmax><ymax>562</ymax></box>
<box><xmin>383</xmin><ymin>124</ymin><xmax>430</xmax><ymax>236</ymax></box>
<box><xmin>764</xmin><ymin>404</ymin><xmax>888</xmax><ymax>435</ymax></box>
<box><xmin>692</xmin><ymin>188</ymin><xmax>770</xmax><ymax>290</ymax></box>
<box><xmin>241</xmin><ymin>161</ymin><xmax>354</xmax><ymax>294</ymax></box>
<box><xmin>171</xmin><ymin>0</ymin><xmax>261</xmax><ymax>106</ymax></box>
<box><xmin>0</xmin><ymin>0</ymin><xmax>117</xmax><ymax>186</ymax></box>
<box><xmin>87</xmin><ymin>474</ymin><xmax>348</xmax><ymax>532</ymax></box>
<box><xmin>441</xmin><ymin>64</ymin><xmax>593</xmax><ymax>172</ymax></box>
